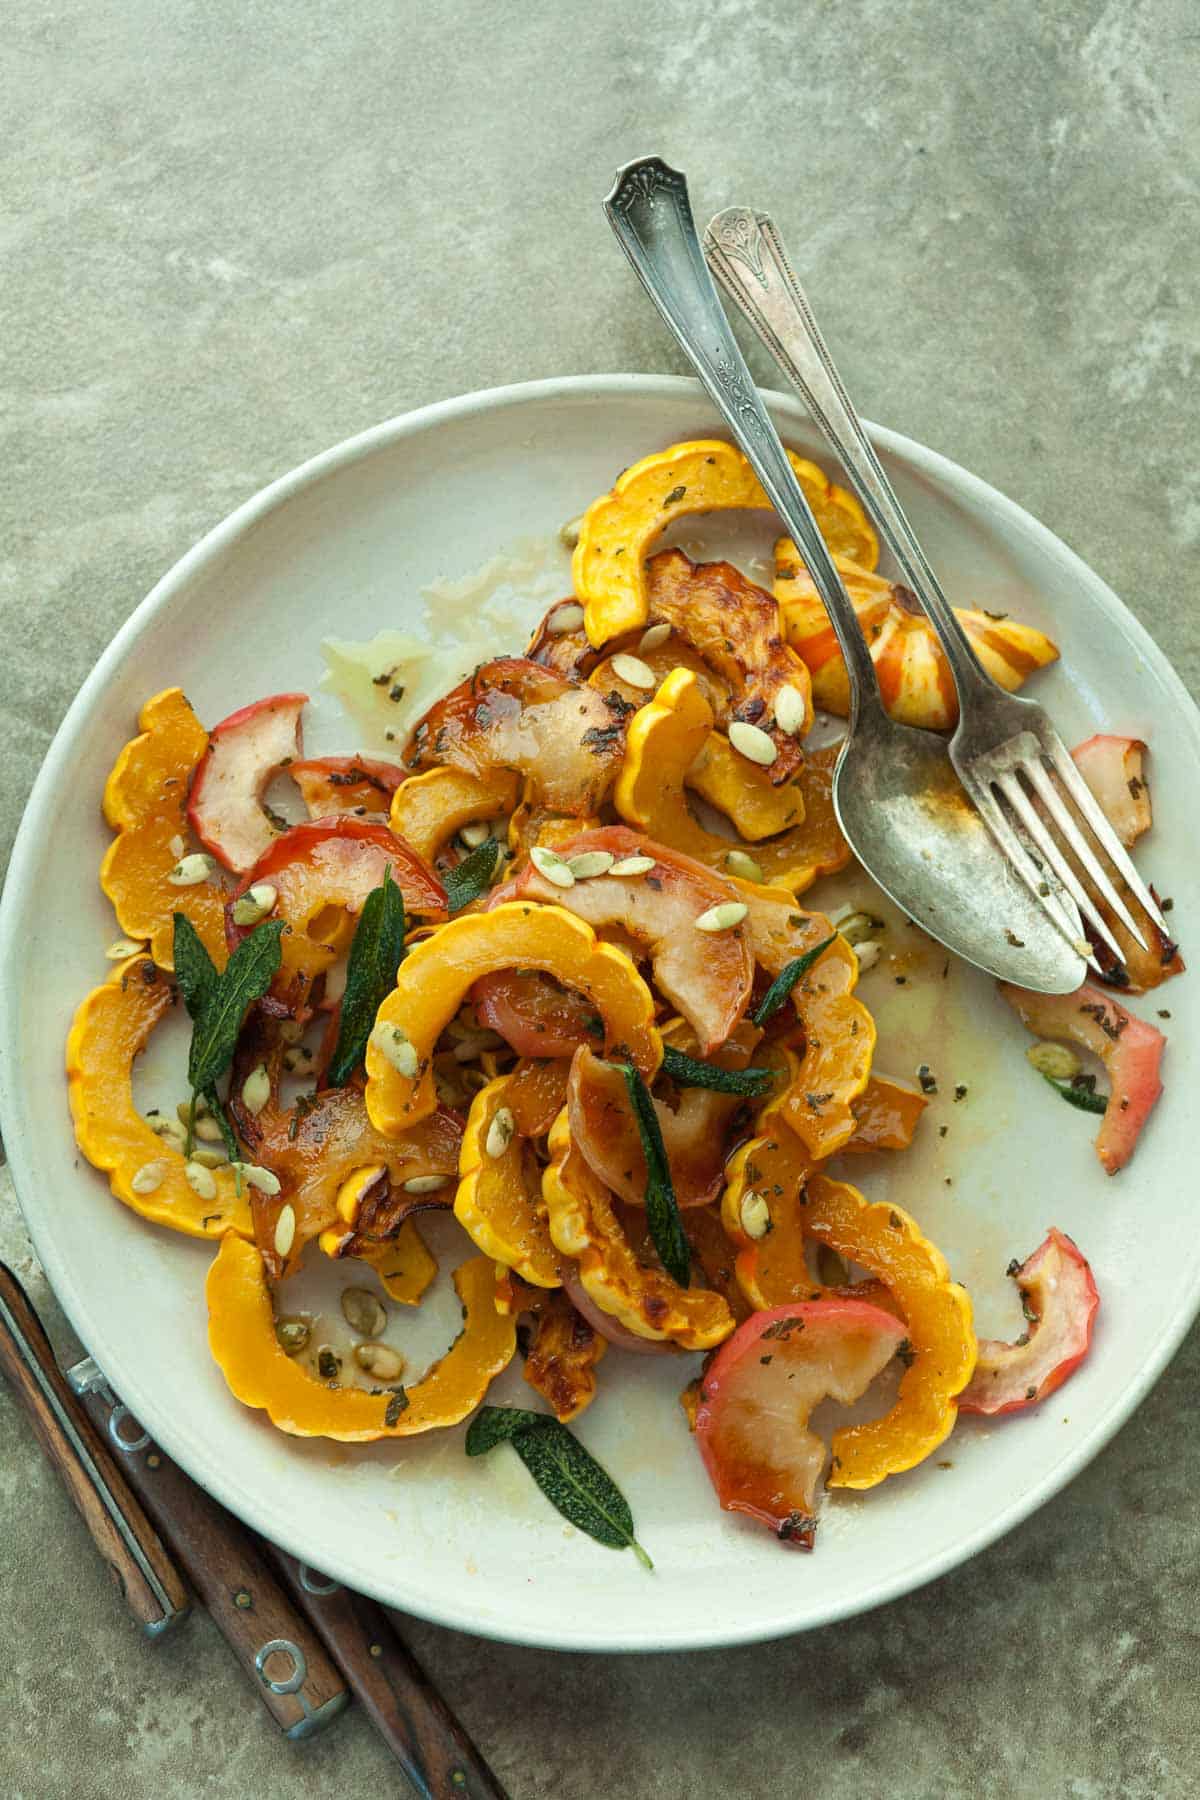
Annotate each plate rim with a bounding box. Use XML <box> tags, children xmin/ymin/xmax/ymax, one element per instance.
<box><xmin>3</xmin><ymin>372</ymin><xmax>1198</xmax><ymax>1652</ymax></box>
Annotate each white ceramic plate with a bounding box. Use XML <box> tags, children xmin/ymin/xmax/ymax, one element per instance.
<box><xmin>3</xmin><ymin>377</ymin><xmax>1197</xmax><ymax>1653</ymax></box>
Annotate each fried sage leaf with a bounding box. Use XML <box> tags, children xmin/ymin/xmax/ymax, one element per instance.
<box><xmin>327</xmin><ymin>866</ymin><xmax>407</xmax><ymax>1086</ymax></box>
<box><xmin>444</xmin><ymin>837</ymin><xmax>503</xmax><ymax>913</ymax></box>
<box><xmin>751</xmin><ymin>933</ymin><xmax>837</xmax><ymax>1026</ymax></box>
<box><xmin>1040</xmin><ymin>1071</ymin><xmax>1108</xmax><ymax>1115</ymax></box>
<box><xmin>660</xmin><ymin>1044</ymin><xmax>773</xmax><ymax>1097</ymax></box>
<box><xmin>619</xmin><ymin>1061</ymin><xmax>689</xmax><ymax>1289</ymax></box>
<box><xmin>174</xmin><ymin>913</ymin><xmax>284</xmax><ymax>1094</ymax></box>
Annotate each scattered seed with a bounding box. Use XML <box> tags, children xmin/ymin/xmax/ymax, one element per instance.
<box><xmin>177</xmin><ymin>1094</ymin><xmax>211</xmax><ymax>1122</ymax></box>
<box><xmin>354</xmin><ymin>1342</ymin><xmax>406</xmax><ymax>1380</ymax></box>
<box><xmin>402</xmin><ymin>1173</ymin><xmax>451</xmax><ymax>1194</ymax></box>
<box><xmin>740</xmin><ymin>1192</ymin><xmax>772</xmax><ymax>1239</ymax></box>
<box><xmin>273</xmin><ymin>1203</ymin><xmax>297</xmax><ymax>1258</ymax></box>
<box><xmin>147</xmin><ymin>1115</ymin><xmax>188</xmax><ymax>1151</ymax></box>
<box><xmin>557</xmin><ymin>520</ymin><xmax>584</xmax><ymax>555</ymax></box>
<box><xmin>275</xmin><ymin>1316</ymin><xmax>310</xmax><ymax>1354</ymax></box>
<box><xmin>316</xmin><ymin>1346</ymin><xmax>340</xmax><ymax>1380</ymax></box>
<box><xmin>638</xmin><ymin>621</ymin><xmax>671</xmax><ymax>653</ymax></box>
<box><xmin>231</xmin><ymin>882</ymin><xmax>278</xmax><ymax>927</ymax></box>
<box><xmin>695</xmin><ymin>901</ymin><xmax>749</xmax><ymax>933</ymax></box>
<box><xmin>459</xmin><ymin>820</ymin><xmax>492</xmax><ymax>849</ymax></box>
<box><xmin>371</xmin><ymin>1022</ymin><xmax>419</xmax><ymax>1078</ymax></box>
<box><xmin>566</xmin><ymin>850</ymin><xmax>615</xmax><ymax>879</ymax></box>
<box><xmin>193</xmin><ymin>1114</ymin><xmax>225</xmax><ymax>1144</ymax></box>
<box><xmin>190</xmin><ymin>1148</ymin><xmax>227</xmax><ymax>1170</ymax></box>
<box><xmin>105</xmin><ymin>937</ymin><xmax>146</xmax><ymax>960</ymax></box>
<box><xmin>729</xmin><ymin>721</ymin><xmax>778</xmax><ymax>767</ymax></box>
<box><xmin>773</xmin><ymin>685</ymin><xmax>807</xmax><ymax>736</ymax></box>
<box><xmin>241</xmin><ymin>1064</ymin><xmax>271</xmax><ymax>1116</ymax></box>
<box><xmin>854</xmin><ymin>940</ymin><xmax>881</xmax><ymax>973</ymax></box>
<box><xmin>486</xmin><ymin>1106</ymin><xmax>517</xmax><ymax>1159</ymax></box>
<box><xmin>168</xmin><ymin>834</ymin><xmax>187</xmax><ymax>860</ymax></box>
<box><xmin>184</xmin><ymin>1160</ymin><xmax>217</xmax><ymax>1201</ymax></box>
<box><xmin>610</xmin><ymin>653</ymin><xmax>657</xmax><ymax>690</ymax></box>
<box><xmin>530</xmin><ymin>845</ymin><xmax>575</xmax><ymax>888</ymax></box>
<box><xmin>167</xmin><ymin>852</ymin><xmax>216</xmax><ymax>887</ymax></box>
<box><xmin>836</xmin><ymin>910</ymin><xmax>884</xmax><ymax>947</ymax></box>
<box><xmin>609</xmin><ymin>855</ymin><xmax>656</xmax><ymax>876</ymax></box>
<box><xmin>283</xmin><ymin>1044</ymin><xmax>316</xmax><ymax>1074</ymax></box>
<box><xmin>1027</xmin><ymin>1042</ymin><xmax>1081</xmax><ymax>1082</ymax></box>
<box><xmin>340</xmin><ymin>1286</ymin><xmax>388</xmax><ymax>1338</ymax></box>
<box><xmin>917</xmin><ymin>1065</ymin><xmax>938</xmax><ymax>1095</ymax></box>
<box><xmin>724</xmin><ymin>849</ymin><xmax>763</xmax><ymax>883</ymax></box>
<box><xmin>130</xmin><ymin>1162</ymin><xmax>164</xmax><ymax>1195</ymax></box>
<box><xmin>237</xmin><ymin>1163</ymin><xmax>282</xmax><ymax>1196</ymax></box>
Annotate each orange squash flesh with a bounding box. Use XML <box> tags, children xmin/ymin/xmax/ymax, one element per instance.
<box><xmin>389</xmin><ymin>765</ymin><xmax>519</xmax><ymax>866</ymax></box>
<box><xmin>495</xmin><ymin>1270</ymin><xmax>607</xmax><ymax>1421</ymax></box>
<box><xmin>455</xmin><ymin>1075</ymin><xmax>562</xmax><ymax>1287</ymax></box>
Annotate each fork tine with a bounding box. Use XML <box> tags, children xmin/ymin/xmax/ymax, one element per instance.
<box><xmin>1022</xmin><ymin>756</ymin><xmax>1150</xmax><ymax>950</ymax></box>
<box><xmin>1041</xmin><ymin>738</ymin><xmax>1171</xmax><ymax>935</ymax></box>
<box><xmin>994</xmin><ymin>771</ymin><xmax>1126</xmax><ymax>962</ymax></box>
<box><xmin>962</xmin><ymin>774</ymin><xmax>1098</xmax><ymax>966</ymax></box>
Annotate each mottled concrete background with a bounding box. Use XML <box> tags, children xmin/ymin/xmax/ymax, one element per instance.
<box><xmin>2</xmin><ymin>2</ymin><xmax>1198</xmax><ymax>1795</ymax></box>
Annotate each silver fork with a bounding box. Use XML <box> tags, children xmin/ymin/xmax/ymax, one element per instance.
<box><xmin>704</xmin><ymin>206</ymin><xmax>1168</xmax><ymax>965</ymax></box>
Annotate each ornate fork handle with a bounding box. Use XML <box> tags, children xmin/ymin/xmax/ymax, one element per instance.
<box><xmin>705</xmin><ymin>207</ymin><xmax>994</xmax><ymax>711</ymax></box>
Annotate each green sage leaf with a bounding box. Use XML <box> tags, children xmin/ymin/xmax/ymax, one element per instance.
<box><xmin>182</xmin><ymin>918</ymin><xmax>285</xmax><ymax>1094</ymax></box>
<box><xmin>467</xmin><ymin>1407</ymin><xmax>652</xmax><ymax>1569</ymax></box>
<box><xmin>327</xmin><ymin>867</ymin><xmax>407</xmax><ymax>1086</ymax></box>
<box><xmin>752</xmin><ymin>933</ymin><xmax>837</xmax><ymax>1026</ymax></box>
<box><xmin>619</xmin><ymin>1062</ymin><xmax>689</xmax><ymax>1289</ymax></box>
<box><xmin>444</xmin><ymin>837</ymin><xmax>502</xmax><ymax>913</ymax></box>
<box><xmin>660</xmin><ymin>1044</ymin><xmax>774</xmax><ymax>1097</ymax></box>
<box><xmin>172</xmin><ymin>912</ymin><xmax>220</xmax><ymax>1025</ymax></box>
<box><xmin>1040</xmin><ymin>1071</ymin><xmax>1108</xmax><ymax>1115</ymax></box>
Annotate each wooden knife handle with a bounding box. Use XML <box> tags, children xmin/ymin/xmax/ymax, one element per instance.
<box><xmin>0</xmin><ymin>1262</ymin><xmax>189</xmax><ymax>1638</ymax></box>
<box><xmin>72</xmin><ymin>1371</ymin><xmax>349</xmax><ymax>1741</ymax></box>
<box><xmin>272</xmin><ymin>1550</ymin><xmax>510</xmax><ymax>1798</ymax></box>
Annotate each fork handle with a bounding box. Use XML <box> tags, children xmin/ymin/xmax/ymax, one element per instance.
<box><xmin>604</xmin><ymin>157</ymin><xmax>884</xmax><ymax>726</ymax></box>
<box><xmin>704</xmin><ymin>207</ymin><xmax>994</xmax><ymax>711</ymax></box>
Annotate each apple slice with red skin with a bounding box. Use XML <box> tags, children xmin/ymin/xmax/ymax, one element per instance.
<box><xmin>959</xmin><ymin>1229</ymin><xmax>1098</xmax><ymax>1416</ymax></box>
<box><xmin>999</xmin><ymin>982</ymin><xmax>1165</xmax><ymax>1174</ymax></box>
<box><xmin>1071</xmin><ymin>735</ymin><xmax>1151</xmax><ymax>848</ymax></box>
<box><xmin>289</xmin><ymin>755</ymin><xmax>403</xmax><ymax>818</ymax></box>
<box><xmin>188</xmin><ymin>692</ymin><xmax>307</xmax><ymax>873</ymax></box>
<box><xmin>695</xmin><ymin>1299</ymin><xmax>907</xmax><ymax>1545</ymax></box>
<box><xmin>508</xmin><ymin>826</ymin><xmax>752</xmax><ymax>1053</ymax></box>
<box><xmin>227</xmin><ymin>817</ymin><xmax>446</xmax><ymax>949</ymax></box>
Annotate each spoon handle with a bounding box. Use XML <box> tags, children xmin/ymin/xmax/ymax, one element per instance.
<box><xmin>604</xmin><ymin>157</ymin><xmax>883</xmax><ymax>723</ymax></box>
<box><xmin>704</xmin><ymin>207</ymin><xmax>993</xmax><ymax>710</ymax></box>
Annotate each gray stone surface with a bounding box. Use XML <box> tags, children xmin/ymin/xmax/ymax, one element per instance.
<box><xmin>2</xmin><ymin>1</ymin><xmax>1198</xmax><ymax>1794</ymax></box>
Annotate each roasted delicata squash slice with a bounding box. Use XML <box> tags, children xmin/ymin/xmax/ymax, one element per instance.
<box><xmin>495</xmin><ymin>1269</ymin><xmax>607</xmax><ymax>1421</ymax></box>
<box><xmin>66</xmin><ymin>957</ymin><xmax>251</xmax><ymax>1240</ymax></box>
<box><xmin>320</xmin><ymin>1164</ymin><xmax>439</xmax><ymax>1307</ymax></box>
<box><xmin>389</xmin><ymin>765</ymin><xmax>519</xmax><ymax>866</ymax></box>
<box><xmin>365</xmin><ymin>903</ymin><xmax>661</xmax><ymax>1135</ymax></box>
<box><xmin>614</xmin><ymin>670</ymin><xmax>849</xmax><ymax>895</ymax></box>
<box><xmin>207</xmin><ymin>1240</ymin><xmax>515</xmax><ymax>1440</ymax></box>
<box><xmin>542</xmin><ymin>1106</ymin><xmax>734</xmax><ymax>1352</ymax></box>
<box><xmin>687</xmin><ymin>731</ymin><xmax>806</xmax><ymax>842</ymax></box>
<box><xmin>775</xmin><ymin>543</ymin><xmax>1059</xmax><ymax>730</ymax></box>
<box><xmin>573</xmin><ymin>440</ymin><xmax>877</xmax><ymax>645</ymax></box>
<box><xmin>100</xmin><ymin>688</ymin><xmax>228</xmax><ymax>971</ymax></box>
<box><xmin>455</xmin><ymin>1075</ymin><xmax>562</xmax><ymax>1286</ymax></box>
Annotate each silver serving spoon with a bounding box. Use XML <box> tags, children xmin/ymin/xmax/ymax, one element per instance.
<box><xmin>605</xmin><ymin>156</ymin><xmax>1086</xmax><ymax>994</ymax></box>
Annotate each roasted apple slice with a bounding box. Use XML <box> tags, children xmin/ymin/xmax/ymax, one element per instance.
<box><xmin>1071</xmin><ymin>735</ymin><xmax>1151</xmax><ymax>847</ymax></box>
<box><xmin>289</xmin><ymin>755</ymin><xmax>403</xmax><ymax>817</ymax></box>
<box><xmin>188</xmin><ymin>692</ymin><xmax>306</xmax><ymax>873</ymax></box>
<box><xmin>694</xmin><ymin>1299</ymin><xmax>907</xmax><ymax>1544</ymax></box>
<box><xmin>959</xmin><ymin>1228</ymin><xmax>1099</xmax><ymax>1416</ymax></box>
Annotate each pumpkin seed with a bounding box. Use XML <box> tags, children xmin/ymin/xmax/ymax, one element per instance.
<box><xmin>566</xmin><ymin>850</ymin><xmax>615</xmax><ymax>879</ymax></box>
<box><xmin>610</xmin><ymin>653</ymin><xmax>656</xmax><ymax>690</ymax></box>
<box><xmin>530</xmin><ymin>846</ymin><xmax>575</xmax><ymax>888</ymax></box>
<box><xmin>275</xmin><ymin>1315</ymin><xmax>311</xmax><ymax>1354</ymax></box>
<box><xmin>1027</xmin><ymin>1041</ymin><xmax>1081</xmax><ymax>1082</ymax></box>
<box><xmin>237</xmin><ymin>1163</ymin><xmax>282</xmax><ymax>1196</ymax></box>
<box><xmin>836</xmin><ymin>909</ymin><xmax>885</xmax><ymax>947</ymax></box>
<box><xmin>316</xmin><ymin>1345</ymin><xmax>340</xmax><ymax>1380</ymax></box>
<box><xmin>695</xmin><ymin>901</ymin><xmax>749</xmax><ymax>933</ymax></box>
<box><xmin>728</xmin><ymin>721</ymin><xmax>778</xmax><ymax>767</ymax></box>
<box><xmin>724</xmin><ymin>849</ymin><xmax>763</xmax><ymax>883</ymax></box>
<box><xmin>854</xmin><ymin>939</ymin><xmax>882</xmax><ymax>974</ymax></box>
<box><xmin>370</xmin><ymin>1022</ymin><xmax>419</xmax><ymax>1078</ymax></box>
<box><xmin>609</xmin><ymin>854</ymin><xmax>655</xmax><ymax>876</ymax></box>
<box><xmin>273</xmin><ymin>1203</ymin><xmax>297</xmax><ymax>1258</ymax></box>
<box><xmin>638</xmin><ymin>621</ymin><xmax>671</xmax><ymax>653</ymax></box>
<box><xmin>402</xmin><ymin>1173</ymin><xmax>450</xmax><ymax>1194</ymax></box>
<box><xmin>130</xmin><ymin>1161</ymin><xmax>164</xmax><ymax>1195</ymax></box>
<box><xmin>353</xmin><ymin>1342</ymin><xmax>406</xmax><ymax>1380</ymax></box>
<box><xmin>773</xmin><ymin>685</ymin><xmax>807</xmax><ymax>737</ymax></box>
<box><xmin>231</xmin><ymin>882</ymin><xmax>278</xmax><ymax>927</ymax></box>
<box><xmin>485</xmin><ymin>1106</ymin><xmax>516</xmax><ymax>1159</ymax></box>
<box><xmin>557</xmin><ymin>520</ymin><xmax>584</xmax><ymax>555</ymax></box>
<box><xmin>241</xmin><ymin>1064</ymin><xmax>271</xmax><ymax>1116</ymax></box>
<box><xmin>459</xmin><ymin>820</ymin><xmax>493</xmax><ymax>849</ymax></box>
<box><xmin>739</xmin><ymin>1192</ymin><xmax>772</xmax><ymax>1240</ymax></box>
<box><xmin>547</xmin><ymin>597</ymin><xmax>585</xmax><ymax>630</ymax></box>
<box><xmin>193</xmin><ymin>1114</ymin><xmax>225</xmax><ymax>1144</ymax></box>
<box><xmin>177</xmin><ymin>1094</ymin><xmax>211</xmax><ymax>1122</ymax></box>
<box><xmin>190</xmin><ymin>1148</ymin><xmax>227</xmax><ymax>1169</ymax></box>
<box><xmin>341</xmin><ymin>1286</ymin><xmax>388</xmax><ymax>1338</ymax></box>
<box><xmin>105</xmin><ymin>937</ymin><xmax>146</xmax><ymax>960</ymax></box>
<box><xmin>184</xmin><ymin>1160</ymin><xmax>217</xmax><ymax>1201</ymax></box>
<box><xmin>167</xmin><ymin>852</ymin><xmax>217</xmax><ymax>887</ymax></box>
<box><xmin>282</xmin><ymin>1044</ymin><xmax>316</xmax><ymax>1074</ymax></box>
<box><xmin>147</xmin><ymin>1115</ymin><xmax>188</xmax><ymax>1151</ymax></box>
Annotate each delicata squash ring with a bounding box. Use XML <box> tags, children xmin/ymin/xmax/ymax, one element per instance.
<box><xmin>542</xmin><ymin>1106</ymin><xmax>734</xmax><ymax>1352</ymax></box>
<box><xmin>455</xmin><ymin>1074</ymin><xmax>562</xmax><ymax>1287</ymax></box>
<box><xmin>389</xmin><ymin>765</ymin><xmax>518</xmax><ymax>866</ymax></box>
<box><xmin>101</xmin><ymin>687</ymin><xmax>228</xmax><ymax>971</ymax></box>
<box><xmin>365</xmin><ymin>902</ymin><xmax>662</xmax><ymax>1135</ymax></box>
<box><xmin>615</xmin><ymin>669</ymin><xmax>850</xmax><ymax>895</ymax></box>
<box><xmin>207</xmin><ymin>1239</ymin><xmax>515</xmax><ymax>1440</ymax></box>
<box><xmin>67</xmin><ymin>957</ymin><xmax>251</xmax><ymax>1240</ymax></box>
<box><xmin>573</xmin><ymin>440</ymin><xmax>878</xmax><ymax>645</ymax></box>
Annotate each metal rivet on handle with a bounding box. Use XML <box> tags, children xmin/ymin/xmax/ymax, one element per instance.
<box><xmin>255</xmin><ymin>1637</ymin><xmax>308</xmax><ymax>1696</ymax></box>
